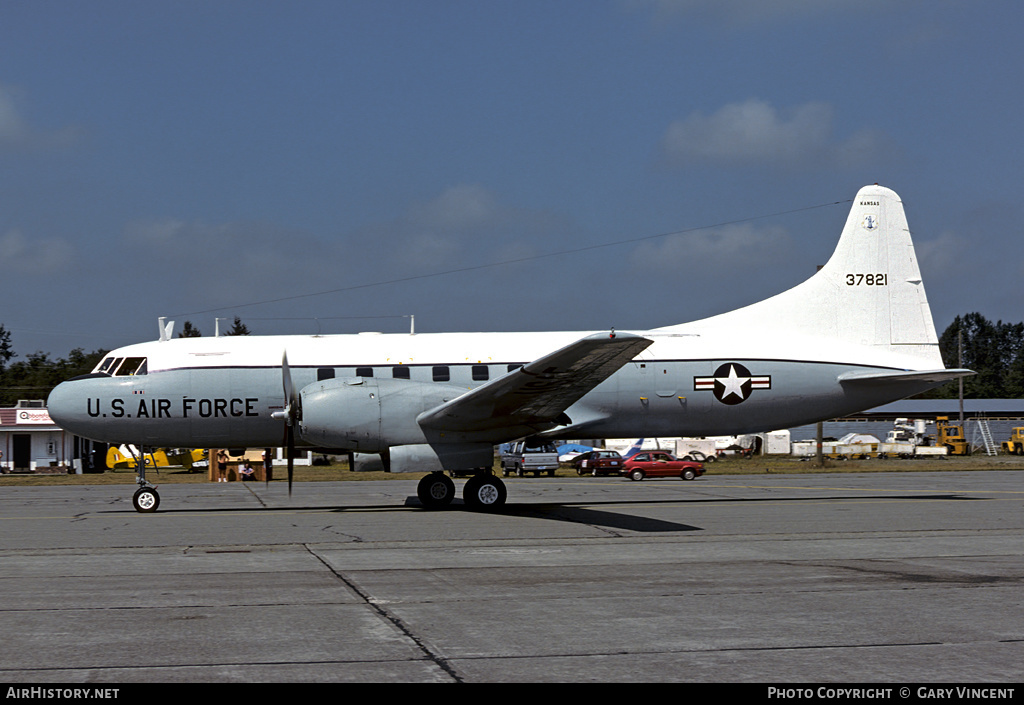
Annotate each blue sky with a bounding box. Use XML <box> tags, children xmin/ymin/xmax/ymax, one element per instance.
<box><xmin>1</xmin><ymin>0</ymin><xmax>1021</xmax><ymax>357</ymax></box>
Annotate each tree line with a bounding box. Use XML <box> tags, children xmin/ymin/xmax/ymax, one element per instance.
<box><xmin>0</xmin><ymin>317</ymin><xmax>249</xmax><ymax>407</ymax></box>
<box><xmin>931</xmin><ymin>312</ymin><xmax>1024</xmax><ymax>399</ymax></box>
<box><xmin>0</xmin><ymin>314</ymin><xmax>1020</xmax><ymax>408</ymax></box>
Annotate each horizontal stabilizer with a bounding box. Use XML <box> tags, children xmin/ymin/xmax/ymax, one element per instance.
<box><xmin>418</xmin><ymin>331</ymin><xmax>652</xmax><ymax>435</ymax></box>
<box><xmin>838</xmin><ymin>368</ymin><xmax>974</xmax><ymax>385</ymax></box>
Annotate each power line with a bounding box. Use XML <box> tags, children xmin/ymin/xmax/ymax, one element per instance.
<box><xmin>169</xmin><ymin>198</ymin><xmax>851</xmax><ymax>318</ymax></box>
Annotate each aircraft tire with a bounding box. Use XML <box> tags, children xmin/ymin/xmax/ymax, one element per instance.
<box><xmin>463</xmin><ymin>474</ymin><xmax>507</xmax><ymax>511</ymax></box>
<box><xmin>132</xmin><ymin>487</ymin><xmax>160</xmax><ymax>513</ymax></box>
<box><xmin>417</xmin><ymin>472</ymin><xmax>455</xmax><ymax>509</ymax></box>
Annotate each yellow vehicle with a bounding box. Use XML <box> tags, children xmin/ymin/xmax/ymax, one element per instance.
<box><xmin>1002</xmin><ymin>428</ymin><xmax>1024</xmax><ymax>455</ymax></box>
<box><xmin>935</xmin><ymin>417</ymin><xmax>970</xmax><ymax>455</ymax></box>
<box><xmin>106</xmin><ymin>445</ymin><xmax>206</xmax><ymax>470</ymax></box>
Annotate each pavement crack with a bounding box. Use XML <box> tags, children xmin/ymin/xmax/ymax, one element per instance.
<box><xmin>304</xmin><ymin>545</ymin><xmax>462</xmax><ymax>683</ymax></box>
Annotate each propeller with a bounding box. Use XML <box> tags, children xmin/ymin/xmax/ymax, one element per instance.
<box><xmin>271</xmin><ymin>351</ymin><xmax>299</xmax><ymax>496</ymax></box>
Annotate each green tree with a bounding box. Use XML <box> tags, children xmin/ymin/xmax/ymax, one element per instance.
<box><xmin>0</xmin><ymin>324</ymin><xmax>12</xmax><ymax>370</ymax></box>
<box><xmin>225</xmin><ymin>316</ymin><xmax>250</xmax><ymax>336</ymax></box>
<box><xmin>0</xmin><ymin>348</ymin><xmax>107</xmax><ymax>406</ymax></box>
<box><xmin>933</xmin><ymin>313</ymin><xmax>1024</xmax><ymax>398</ymax></box>
<box><xmin>178</xmin><ymin>321</ymin><xmax>201</xmax><ymax>338</ymax></box>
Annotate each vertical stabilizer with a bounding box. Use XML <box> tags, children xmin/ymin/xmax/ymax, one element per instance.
<box><xmin>666</xmin><ymin>185</ymin><xmax>942</xmax><ymax>366</ymax></box>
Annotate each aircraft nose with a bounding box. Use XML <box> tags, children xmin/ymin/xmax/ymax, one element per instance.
<box><xmin>47</xmin><ymin>378</ymin><xmax>90</xmax><ymax>436</ymax></box>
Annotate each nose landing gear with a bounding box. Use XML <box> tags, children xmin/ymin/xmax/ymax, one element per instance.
<box><xmin>132</xmin><ymin>485</ymin><xmax>160</xmax><ymax>513</ymax></box>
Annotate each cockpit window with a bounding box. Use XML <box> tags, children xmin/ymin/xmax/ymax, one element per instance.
<box><xmin>113</xmin><ymin>357</ymin><xmax>147</xmax><ymax>376</ymax></box>
<box><xmin>95</xmin><ymin>357</ymin><xmax>118</xmax><ymax>374</ymax></box>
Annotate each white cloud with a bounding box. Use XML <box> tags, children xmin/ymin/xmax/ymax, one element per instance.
<box><xmin>0</xmin><ymin>84</ymin><xmax>83</xmax><ymax>151</ymax></box>
<box><xmin>0</xmin><ymin>88</ymin><xmax>27</xmax><ymax>142</ymax></box>
<box><xmin>0</xmin><ymin>229</ymin><xmax>75</xmax><ymax>274</ymax></box>
<box><xmin>661</xmin><ymin>99</ymin><xmax>885</xmax><ymax>168</ymax></box>
<box><xmin>412</xmin><ymin>184</ymin><xmax>498</xmax><ymax>231</ymax></box>
<box><xmin>629</xmin><ymin>222</ymin><xmax>790</xmax><ymax>272</ymax></box>
<box><xmin>117</xmin><ymin>185</ymin><xmax>574</xmax><ymax>320</ymax></box>
<box><xmin>121</xmin><ymin>217</ymin><xmax>325</xmax><ymax>308</ymax></box>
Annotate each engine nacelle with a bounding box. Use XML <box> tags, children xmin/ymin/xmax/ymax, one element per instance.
<box><xmin>297</xmin><ymin>376</ymin><xmax>464</xmax><ymax>453</ymax></box>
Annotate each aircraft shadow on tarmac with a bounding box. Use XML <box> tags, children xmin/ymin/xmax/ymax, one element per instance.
<box><xmin>431</xmin><ymin>492</ymin><xmax>980</xmax><ymax>534</ymax></box>
<box><xmin>107</xmin><ymin>492</ymin><xmax>978</xmax><ymax>535</ymax></box>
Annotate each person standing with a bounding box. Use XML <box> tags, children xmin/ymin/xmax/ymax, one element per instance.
<box><xmin>217</xmin><ymin>450</ymin><xmax>229</xmax><ymax>482</ymax></box>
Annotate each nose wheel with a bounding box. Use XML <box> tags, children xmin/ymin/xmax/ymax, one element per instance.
<box><xmin>132</xmin><ymin>486</ymin><xmax>160</xmax><ymax>513</ymax></box>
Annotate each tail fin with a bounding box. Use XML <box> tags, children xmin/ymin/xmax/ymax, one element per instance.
<box><xmin>622</xmin><ymin>438</ymin><xmax>644</xmax><ymax>458</ymax></box>
<box><xmin>666</xmin><ymin>185</ymin><xmax>943</xmax><ymax>367</ymax></box>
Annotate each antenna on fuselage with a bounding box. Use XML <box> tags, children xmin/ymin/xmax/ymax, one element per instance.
<box><xmin>158</xmin><ymin>318</ymin><xmax>175</xmax><ymax>342</ymax></box>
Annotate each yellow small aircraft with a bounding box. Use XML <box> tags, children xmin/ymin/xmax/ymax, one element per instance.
<box><xmin>106</xmin><ymin>445</ymin><xmax>205</xmax><ymax>470</ymax></box>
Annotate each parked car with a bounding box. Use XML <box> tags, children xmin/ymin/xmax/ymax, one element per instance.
<box><xmin>573</xmin><ymin>450</ymin><xmax>624</xmax><ymax>476</ymax></box>
<box><xmin>621</xmin><ymin>451</ymin><xmax>704</xmax><ymax>481</ymax></box>
<box><xmin>500</xmin><ymin>439</ymin><xmax>560</xmax><ymax>477</ymax></box>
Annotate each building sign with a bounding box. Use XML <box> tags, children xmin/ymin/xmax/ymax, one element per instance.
<box><xmin>16</xmin><ymin>409</ymin><xmax>53</xmax><ymax>425</ymax></box>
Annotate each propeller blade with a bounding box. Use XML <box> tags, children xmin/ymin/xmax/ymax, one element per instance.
<box><xmin>282</xmin><ymin>351</ymin><xmax>297</xmax><ymax>418</ymax></box>
<box><xmin>281</xmin><ymin>350</ymin><xmax>296</xmax><ymax>497</ymax></box>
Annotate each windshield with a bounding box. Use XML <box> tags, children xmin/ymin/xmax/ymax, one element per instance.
<box><xmin>114</xmin><ymin>357</ymin><xmax>147</xmax><ymax>376</ymax></box>
<box><xmin>93</xmin><ymin>356</ymin><xmax>147</xmax><ymax>376</ymax></box>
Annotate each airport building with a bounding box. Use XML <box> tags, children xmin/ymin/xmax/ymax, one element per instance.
<box><xmin>0</xmin><ymin>400</ymin><xmax>77</xmax><ymax>473</ymax></box>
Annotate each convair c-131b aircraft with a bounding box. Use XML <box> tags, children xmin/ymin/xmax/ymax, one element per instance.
<box><xmin>48</xmin><ymin>185</ymin><xmax>971</xmax><ymax>512</ymax></box>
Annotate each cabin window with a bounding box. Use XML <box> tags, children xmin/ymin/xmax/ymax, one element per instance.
<box><xmin>392</xmin><ymin>366</ymin><xmax>410</xmax><ymax>379</ymax></box>
<box><xmin>355</xmin><ymin>367</ymin><xmax>373</xmax><ymax>377</ymax></box>
<box><xmin>472</xmin><ymin>365</ymin><xmax>489</xmax><ymax>381</ymax></box>
<box><xmin>317</xmin><ymin>368</ymin><xmax>335</xmax><ymax>381</ymax></box>
<box><xmin>114</xmin><ymin>357</ymin><xmax>147</xmax><ymax>376</ymax></box>
<box><xmin>432</xmin><ymin>366</ymin><xmax>450</xmax><ymax>382</ymax></box>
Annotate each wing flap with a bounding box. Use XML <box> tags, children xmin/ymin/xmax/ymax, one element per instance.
<box><xmin>417</xmin><ymin>332</ymin><xmax>652</xmax><ymax>435</ymax></box>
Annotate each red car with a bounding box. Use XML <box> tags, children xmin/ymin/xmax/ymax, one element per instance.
<box><xmin>621</xmin><ymin>451</ymin><xmax>704</xmax><ymax>481</ymax></box>
<box><xmin>573</xmin><ymin>450</ymin><xmax>624</xmax><ymax>476</ymax></box>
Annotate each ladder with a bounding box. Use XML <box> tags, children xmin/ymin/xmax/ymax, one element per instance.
<box><xmin>975</xmin><ymin>416</ymin><xmax>998</xmax><ymax>456</ymax></box>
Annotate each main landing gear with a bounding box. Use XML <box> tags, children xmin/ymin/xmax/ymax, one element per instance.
<box><xmin>416</xmin><ymin>471</ymin><xmax>507</xmax><ymax>511</ymax></box>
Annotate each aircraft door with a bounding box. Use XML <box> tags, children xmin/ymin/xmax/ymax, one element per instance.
<box><xmin>646</xmin><ymin>361</ymin><xmax>687</xmax><ymax>436</ymax></box>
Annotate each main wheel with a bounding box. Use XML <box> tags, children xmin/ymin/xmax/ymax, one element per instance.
<box><xmin>417</xmin><ymin>472</ymin><xmax>455</xmax><ymax>509</ymax></box>
<box><xmin>463</xmin><ymin>474</ymin><xmax>507</xmax><ymax>510</ymax></box>
<box><xmin>132</xmin><ymin>487</ymin><xmax>160</xmax><ymax>513</ymax></box>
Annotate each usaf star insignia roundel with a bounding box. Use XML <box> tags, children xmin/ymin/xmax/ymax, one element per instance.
<box><xmin>693</xmin><ymin>363</ymin><xmax>771</xmax><ymax>405</ymax></box>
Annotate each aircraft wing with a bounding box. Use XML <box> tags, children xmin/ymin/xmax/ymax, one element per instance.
<box><xmin>417</xmin><ymin>332</ymin><xmax>652</xmax><ymax>436</ymax></box>
<box><xmin>838</xmin><ymin>368</ymin><xmax>974</xmax><ymax>385</ymax></box>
